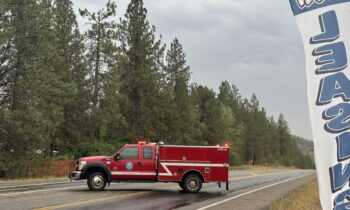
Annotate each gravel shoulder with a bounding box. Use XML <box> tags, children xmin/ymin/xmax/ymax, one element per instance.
<box><xmin>180</xmin><ymin>171</ymin><xmax>316</xmax><ymax>210</ymax></box>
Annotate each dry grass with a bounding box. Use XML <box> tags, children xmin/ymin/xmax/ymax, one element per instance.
<box><xmin>270</xmin><ymin>179</ymin><xmax>321</xmax><ymax>210</ymax></box>
<box><xmin>230</xmin><ymin>164</ymin><xmax>295</xmax><ymax>171</ymax></box>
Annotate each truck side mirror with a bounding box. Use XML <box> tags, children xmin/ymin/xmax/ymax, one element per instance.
<box><xmin>114</xmin><ymin>153</ymin><xmax>120</xmax><ymax>161</ymax></box>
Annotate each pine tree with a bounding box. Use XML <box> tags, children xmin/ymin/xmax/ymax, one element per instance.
<box><xmin>99</xmin><ymin>68</ymin><xmax>125</xmax><ymax>142</ymax></box>
<box><xmin>52</xmin><ymin>0</ymin><xmax>89</xmax><ymax>150</ymax></box>
<box><xmin>218</xmin><ymin>81</ymin><xmax>246</xmax><ymax>164</ymax></box>
<box><xmin>80</xmin><ymin>0</ymin><xmax>118</xmax><ymax>143</ymax></box>
<box><xmin>0</xmin><ymin>0</ymin><xmax>58</xmax><ymax>176</ymax></box>
<box><xmin>165</xmin><ymin>38</ymin><xmax>190</xmax><ymax>92</ymax></box>
<box><xmin>191</xmin><ymin>85</ymin><xmax>223</xmax><ymax>145</ymax></box>
<box><xmin>0</xmin><ymin>1</ymin><xmax>11</xmax><ymax>103</ymax></box>
<box><xmin>218</xmin><ymin>81</ymin><xmax>235</xmax><ymax>107</ymax></box>
<box><xmin>118</xmin><ymin>0</ymin><xmax>166</xmax><ymax>140</ymax></box>
<box><xmin>4</xmin><ymin>0</ymin><xmax>39</xmax><ymax>111</ymax></box>
<box><xmin>277</xmin><ymin>113</ymin><xmax>298</xmax><ymax>165</ymax></box>
<box><xmin>164</xmin><ymin>38</ymin><xmax>196</xmax><ymax>144</ymax></box>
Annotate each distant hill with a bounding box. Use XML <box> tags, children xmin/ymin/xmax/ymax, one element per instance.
<box><xmin>293</xmin><ymin>136</ymin><xmax>314</xmax><ymax>160</ymax></box>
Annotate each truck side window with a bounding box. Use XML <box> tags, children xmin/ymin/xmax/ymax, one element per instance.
<box><xmin>120</xmin><ymin>147</ymin><xmax>139</xmax><ymax>160</ymax></box>
<box><xmin>143</xmin><ymin>147</ymin><xmax>152</xmax><ymax>159</ymax></box>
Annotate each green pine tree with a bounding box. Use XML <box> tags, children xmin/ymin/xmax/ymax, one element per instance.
<box><xmin>80</xmin><ymin>0</ymin><xmax>118</xmax><ymax>143</ymax></box>
<box><xmin>51</xmin><ymin>0</ymin><xmax>89</xmax><ymax>151</ymax></box>
<box><xmin>164</xmin><ymin>38</ymin><xmax>196</xmax><ymax>144</ymax></box>
<box><xmin>118</xmin><ymin>0</ymin><xmax>166</xmax><ymax>140</ymax></box>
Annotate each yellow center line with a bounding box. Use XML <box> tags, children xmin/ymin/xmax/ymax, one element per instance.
<box><xmin>249</xmin><ymin>171</ymin><xmax>259</xmax><ymax>176</ymax></box>
<box><xmin>32</xmin><ymin>191</ymin><xmax>149</xmax><ymax>210</ymax></box>
<box><xmin>229</xmin><ymin>170</ymin><xmax>302</xmax><ymax>181</ymax></box>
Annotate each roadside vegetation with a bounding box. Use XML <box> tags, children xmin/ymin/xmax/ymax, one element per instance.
<box><xmin>270</xmin><ymin>180</ymin><xmax>321</xmax><ymax>210</ymax></box>
<box><xmin>0</xmin><ymin>0</ymin><xmax>314</xmax><ymax>179</ymax></box>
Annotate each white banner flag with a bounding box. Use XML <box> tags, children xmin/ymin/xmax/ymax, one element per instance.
<box><xmin>289</xmin><ymin>0</ymin><xmax>350</xmax><ymax>209</ymax></box>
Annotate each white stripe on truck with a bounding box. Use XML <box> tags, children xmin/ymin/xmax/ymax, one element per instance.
<box><xmin>110</xmin><ymin>162</ymin><xmax>227</xmax><ymax>177</ymax></box>
<box><xmin>111</xmin><ymin>172</ymin><xmax>156</xmax><ymax>176</ymax></box>
<box><xmin>158</xmin><ymin>162</ymin><xmax>227</xmax><ymax>176</ymax></box>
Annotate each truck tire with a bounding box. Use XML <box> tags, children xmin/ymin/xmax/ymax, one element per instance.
<box><xmin>183</xmin><ymin>174</ymin><xmax>202</xmax><ymax>193</ymax></box>
<box><xmin>87</xmin><ymin>172</ymin><xmax>107</xmax><ymax>191</ymax></box>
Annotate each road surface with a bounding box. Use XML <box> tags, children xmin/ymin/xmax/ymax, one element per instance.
<box><xmin>0</xmin><ymin>169</ymin><xmax>316</xmax><ymax>210</ymax></box>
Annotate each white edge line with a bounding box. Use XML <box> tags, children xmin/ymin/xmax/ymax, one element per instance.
<box><xmin>0</xmin><ymin>185</ymin><xmax>85</xmax><ymax>197</ymax></box>
<box><xmin>0</xmin><ymin>181</ymin><xmax>72</xmax><ymax>190</ymax></box>
<box><xmin>196</xmin><ymin>172</ymin><xmax>315</xmax><ymax>210</ymax></box>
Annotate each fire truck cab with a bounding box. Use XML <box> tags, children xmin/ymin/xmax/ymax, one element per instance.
<box><xmin>70</xmin><ymin>141</ymin><xmax>229</xmax><ymax>193</ymax></box>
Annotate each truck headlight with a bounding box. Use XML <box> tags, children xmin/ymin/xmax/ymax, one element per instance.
<box><xmin>78</xmin><ymin>161</ymin><xmax>87</xmax><ymax>170</ymax></box>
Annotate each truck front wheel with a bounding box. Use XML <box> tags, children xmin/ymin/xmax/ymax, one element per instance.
<box><xmin>87</xmin><ymin>172</ymin><xmax>106</xmax><ymax>191</ymax></box>
<box><xmin>183</xmin><ymin>174</ymin><xmax>202</xmax><ymax>193</ymax></box>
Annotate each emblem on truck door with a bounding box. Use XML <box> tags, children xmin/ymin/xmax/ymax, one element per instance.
<box><xmin>125</xmin><ymin>162</ymin><xmax>134</xmax><ymax>171</ymax></box>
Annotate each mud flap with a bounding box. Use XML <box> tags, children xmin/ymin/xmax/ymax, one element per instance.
<box><xmin>226</xmin><ymin>182</ymin><xmax>229</xmax><ymax>191</ymax></box>
<box><xmin>218</xmin><ymin>182</ymin><xmax>221</xmax><ymax>188</ymax></box>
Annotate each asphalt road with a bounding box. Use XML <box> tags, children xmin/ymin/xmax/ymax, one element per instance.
<box><xmin>0</xmin><ymin>169</ymin><xmax>316</xmax><ymax>210</ymax></box>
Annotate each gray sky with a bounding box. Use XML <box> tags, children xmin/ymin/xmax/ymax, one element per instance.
<box><xmin>73</xmin><ymin>0</ymin><xmax>312</xmax><ymax>140</ymax></box>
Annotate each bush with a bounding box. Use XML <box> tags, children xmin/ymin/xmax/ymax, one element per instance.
<box><xmin>230</xmin><ymin>152</ymin><xmax>243</xmax><ymax>166</ymax></box>
<box><xmin>72</xmin><ymin>141</ymin><xmax>122</xmax><ymax>159</ymax></box>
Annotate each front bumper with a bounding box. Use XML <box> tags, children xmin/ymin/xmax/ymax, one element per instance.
<box><xmin>69</xmin><ymin>171</ymin><xmax>85</xmax><ymax>181</ymax></box>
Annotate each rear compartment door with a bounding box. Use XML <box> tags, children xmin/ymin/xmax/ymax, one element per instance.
<box><xmin>207</xmin><ymin>147</ymin><xmax>229</xmax><ymax>182</ymax></box>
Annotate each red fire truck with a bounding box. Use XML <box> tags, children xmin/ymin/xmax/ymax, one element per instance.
<box><xmin>70</xmin><ymin>141</ymin><xmax>229</xmax><ymax>193</ymax></box>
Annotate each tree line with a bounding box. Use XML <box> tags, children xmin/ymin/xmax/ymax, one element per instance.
<box><xmin>0</xmin><ymin>0</ymin><xmax>314</xmax><ymax>178</ymax></box>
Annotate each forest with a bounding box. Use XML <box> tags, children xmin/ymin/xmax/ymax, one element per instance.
<box><xmin>0</xmin><ymin>0</ymin><xmax>314</xmax><ymax>178</ymax></box>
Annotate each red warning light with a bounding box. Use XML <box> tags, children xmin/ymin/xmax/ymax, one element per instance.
<box><xmin>138</xmin><ymin>141</ymin><xmax>147</xmax><ymax>144</ymax></box>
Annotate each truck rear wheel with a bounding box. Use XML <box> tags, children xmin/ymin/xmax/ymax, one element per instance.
<box><xmin>87</xmin><ymin>172</ymin><xmax>106</xmax><ymax>191</ymax></box>
<box><xmin>183</xmin><ymin>174</ymin><xmax>202</xmax><ymax>193</ymax></box>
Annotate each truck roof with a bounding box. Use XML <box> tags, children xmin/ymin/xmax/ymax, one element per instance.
<box><xmin>160</xmin><ymin>145</ymin><xmax>229</xmax><ymax>148</ymax></box>
<box><xmin>125</xmin><ymin>142</ymin><xmax>229</xmax><ymax>149</ymax></box>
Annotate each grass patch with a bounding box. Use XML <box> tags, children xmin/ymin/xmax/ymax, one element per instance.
<box><xmin>270</xmin><ymin>179</ymin><xmax>321</xmax><ymax>210</ymax></box>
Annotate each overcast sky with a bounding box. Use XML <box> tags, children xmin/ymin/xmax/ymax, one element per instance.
<box><xmin>73</xmin><ymin>0</ymin><xmax>312</xmax><ymax>140</ymax></box>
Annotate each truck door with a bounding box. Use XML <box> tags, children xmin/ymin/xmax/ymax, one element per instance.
<box><xmin>141</xmin><ymin>146</ymin><xmax>157</xmax><ymax>180</ymax></box>
<box><xmin>111</xmin><ymin>145</ymin><xmax>143</xmax><ymax>180</ymax></box>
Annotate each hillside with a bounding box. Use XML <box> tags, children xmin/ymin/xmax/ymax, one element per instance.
<box><xmin>294</xmin><ymin>136</ymin><xmax>314</xmax><ymax>160</ymax></box>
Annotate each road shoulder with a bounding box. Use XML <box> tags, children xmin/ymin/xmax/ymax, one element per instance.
<box><xmin>180</xmin><ymin>172</ymin><xmax>316</xmax><ymax>210</ymax></box>
<box><xmin>271</xmin><ymin>179</ymin><xmax>321</xmax><ymax>210</ymax></box>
